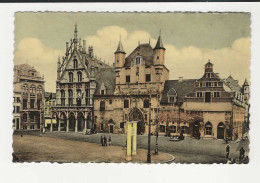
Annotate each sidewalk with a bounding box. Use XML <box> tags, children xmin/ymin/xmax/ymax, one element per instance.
<box><xmin>13</xmin><ymin>134</ymin><xmax>174</xmax><ymax>163</ymax></box>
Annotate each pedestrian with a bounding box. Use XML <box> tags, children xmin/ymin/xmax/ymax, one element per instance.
<box><xmin>225</xmin><ymin>138</ymin><xmax>228</xmax><ymax>144</ymax></box>
<box><xmin>100</xmin><ymin>136</ymin><xmax>103</xmax><ymax>146</ymax></box>
<box><xmin>104</xmin><ymin>136</ymin><xmax>107</xmax><ymax>146</ymax></box>
<box><xmin>239</xmin><ymin>147</ymin><xmax>245</xmax><ymax>161</ymax></box>
<box><xmin>198</xmin><ymin>132</ymin><xmax>201</xmax><ymax>140</ymax></box>
<box><xmin>226</xmin><ymin>143</ymin><xmax>230</xmax><ymax>159</ymax></box>
<box><xmin>108</xmin><ymin>137</ymin><xmax>112</xmax><ymax>146</ymax></box>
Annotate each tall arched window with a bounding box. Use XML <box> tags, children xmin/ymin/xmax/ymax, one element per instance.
<box><xmin>30</xmin><ymin>85</ymin><xmax>36</xmax><ymax>95</ymax></box>
<box><xmin>69</xmin><ymin>72</ymin><xmax>73</xmax><ymax>82</ymax></box>
<box><xmin>77</xmin><ymin>71</ymin><xmax>82</xmax><ymax>82</ymax></box>
<box><xmin>73</xmin><ymin>59</ymin><xmax>78</xmax><ymax>68</ymax></box>
<box><xmin>60</xmin><ymin>90</ymin><xmax>65</xmax><ymax>106</ymax></box>
<box><xmin>68</xmin><ymin>89</ymin><xmax>73</xmax><ymax>106</ymax></box>
<box><xmin>205</xmin><ymin>121</ymin><xmax>212</xmax><ymax>135</ymax></box>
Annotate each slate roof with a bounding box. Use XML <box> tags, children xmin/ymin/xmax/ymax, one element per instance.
<box><xmin>225</xmin><ymin>75</ymin><xmax>242</xmax><ymax>93</ymax></box>
<box><xmin>115</xmin><ymin>40</ymin><xmax>126</xmax><ymax>54</ymax></box>
<box><xmin>124</xmin><ymin>44</ymin><xmax>154</xmax><ymax>67</ymax></box>
<box><xmin>161</xmin><ymin>79</ymin><xmax>196</xmax><ymax>104</ymax></box>
<box><xmin>154</xmin><ymin>35</ymin><xmax>165</xmax><ymax>50</ymax></box>
<box><xmin>94</xmin><ymin>67</ymin><xmax>116</xmax><ymax>95</ymax></box>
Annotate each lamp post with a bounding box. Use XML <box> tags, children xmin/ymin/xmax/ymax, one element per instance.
<box><xmin>147</xmin><ymin>89</ymin><xmax>152</xmax><ymax>163</ymax></box>
<box><xmin>154</xmin><ymin>90</ymin><xmax>159</xmax><ymax>155</ymax></box>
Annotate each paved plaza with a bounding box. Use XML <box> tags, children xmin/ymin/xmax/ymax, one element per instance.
<box><xmin>13</xmin><ymin>134</ymin><xmax>174</xmax><ymax>163</ymax></box>
<box><xmin>14</xmin><ymin>131</ymin><xmax>249</xmax><ymax>163</ymax></box>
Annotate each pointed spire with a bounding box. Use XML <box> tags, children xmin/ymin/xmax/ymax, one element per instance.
<box><xmin>154</xmin><ymin>29</ymin><xmax>165</xmax><ymax>50</ymax></box>
<box><xmin>115</xmin><ymin>37</ymin><xmax>126</xmax><ymax>54</ymax></box>
<box><xmin>243</xmin><ymin>78</ymin><xmax>249</xmax><ymax>86</ymax></box>
<box><xmin>74</xmin><ymin>23</ymin><xmax>78</xmax><ymax>42</ymax></box>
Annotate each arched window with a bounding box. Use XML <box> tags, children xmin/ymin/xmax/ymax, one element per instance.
<box><xmin>100</xmin><ymin>101</ymin><xmax>105</xmax><ymax>111</ymax></box>
<box><xmin>73</xmin><ymin>59</ymin><xmax>78</xmax><ymax>68</ymax></box>
<box><xmin>30</xmin><ymin>85</ymin><xmax>36</xmax><ymax>95</ymax></box>
<box><xmin>85</xmin><ymin>89</ymin><xmax>90</xmax><ymax>106</ymax></box>
<box><xmin>22</xmin><ymin>84</ymin><xmax>28</xmax><ymax>94</ymax></box>
<box><xmin>69</xmin><ymin>72</ymin><xmax>73</xmax><ymax>82</ymax></box>
<box><xmin>77</xmin><ymin>71</ymin><xmax>82</xmax><ymax>82</ymax></box>
<box><xmin>76</xmin><ymin>89</ymin><xmax>82</xmax><ymax>106</ymax></box>
<box><xmin>68</xmin><ymin>90</ymin><xmax>73</xmax><ymax>106</ymax></box>
<box><xmin>144</xmin><ymin>99</ymin><xmax>150</xmax><ymax>108</ymax></box>
<box><xmin>205</xmin><ymin>121</ymin><xmax>212</xmax><ymax>135</ymax></box>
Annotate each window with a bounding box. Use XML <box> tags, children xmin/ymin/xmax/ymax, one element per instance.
<box><xmin>16</xmin><ymin>106</ymin><xmax>20</xmax><ymax>113</ymax></box>
<box><xmin>197</xmin><ymin>92</ymin><xmax>203</xmax><ymax>98</ymax></box>
<box><xmin>68</xmin><ymin>90</ymin><xmax>73</xmax><ymax>106</ymax></box>
<box><xmin>205</xmin><ymin>92</ymin><xmax>211</xmax><ymax>103</ymax></box>
<box><xmin>73</xmin><ymin>59</ymin><xmax>78</xmax><ymax>68</ymax></box>
<box><xmin>120</xmin><ymin>122</ymin><xmax>124</xmax><ymax>129</ymax></box>
<box><xmin>124</xmin><ymin>99</ymin><xmax>129</xmax><ymax>108</ymax></box>
<box><xmin>145</xmin><ymin>114</ymin><xmax>147</xmax><ymax>121</ymax></box>
<box><xmin>69</xmin><ymin>72</ymin><xmax>73</xmax><ymax>82</ymax></box>
<box><xmin>214</xmin><ymin>82</ymin><xmax>218</xmax><ymax>87</ymax></box>
<box><xmin>169</xmin><ymin>97</ymin><xmax>175</xmax><ymax>103</ymax></box>
<box><xmin>157</xmin><ymin>56</ymin><xmax>159</xmax><ymax>59</ymax></box>
<box><xmin>124</xmin><ymin>114</ymin><xmax>128</xmax><ymax>121</ymax></box>
<box><xmin>109</xmin><ymin>100</ymin><xmax>112</xmax><ymax>104</ymax></box>
<box><xmin>144</xmin><ymin>99</ymin><xmax>150</xmax><ymax>108</ymax></box>
<box><xmin>30</xmin><ymin>99</ymin><xmax>35</xmax><ymax>108</ymax></box>
<box><xmin>30</xmin><ymin>125</ymin><xmax>34</xmax><ymax>129</ymax></box>
<box><xmin>205</xmin><ymin>122</ymin><xmax>212</xmax><ymax>135</ymax></box>
<box><xmin>30</xmin><ymin>85</ymin><xmax>36</xmax><ymax>95</ymax></box>
<box><xmin>23</xmin><ymin>99</ymin><xmax>27</xmax><ymax>109</ymax></box>
<box><xmin>101</xmin><ymin>90</ymin><xmax>105</xmax><ymax>95</ymax></box>
<box><xmin>17</xmin><ymin>97</ymin><xmax>20</xmax><ymax>102</ymax></box>
<box><xmin>61</xmin><ymin>90</ymin><xmax>65</xmax><ymax>106</ymax></box>
<box><xmin>30</xmin><ymin>113</ymin><xmax>34</xmax><ymax>122</ymax></box>
<box><xmin>76</xmin><ymin>89</ymin><xmax>82</xmax><ymax>106</ymax></box>
<box><xmin>126</xmin><ymin>75</ymin><xmax>130</xmax><ymax>83</ymax></box>
<box><xmin>100</xmin><ymin>124</ymin><xmax>104</xmax><ymax>131</ymax></box>
<box><xmin>22</xmin><ymin>113</ymin><xmax>27</xmax><ymax>122</ymax></box>
<box><xmin>199</xmin><ymin>82</ymin><xmax>203</xmax><ymax>87</ymax></box>
<box><xmin>206</xmin><ymin>82</ymin><xmax>212</xmax><ymax>87</ymax></box>
<box><xmin>85</xmin><ymin>89</ymin><xmax>90</xmax><ymax>106</ymax></box>
<box><xmin>160</xmin><ymin>125</ymin><xmax>165</xmax><ymax>133</ymax></box>
<box><xmin>77</xmin><ymin>72</ymin><xmax>82</xmax><ymax>82</ymax></box>
<box><xmin>13</xmin><ymin>106</ymin><xmax>15</xmax><ymax>113</ymax></box>
<box><xmin>136</xmin><ymin>57</ymin><xmax>141</xmax><ymax>65</ymax></box>
<box><xmin>146</xmin><ymin>74</ymin><xmax>151</xmax><ymax>82</ymax></box>
<box><xmin>170</xmin><ymin>125</ymin><xmax>177</xmax><ymax>133</ymax></box>
<box><xmin>100</xmin><ymin>101</ymin><xmax>105</xmax><ymax>111</ymax></box>
<box><xmin>37</xmin><ymin>100</ymin><xmax>41</xmax><ymax>109</ymax></box>
<box><xmin>206</xmin><ymin>73</ymin><xmax>211</xmax><ymax>78</ymax></box>
<box><xmin>214</xmin><ymin>92</ymin><xmax>220</xmax><ymax>98</ymax></box>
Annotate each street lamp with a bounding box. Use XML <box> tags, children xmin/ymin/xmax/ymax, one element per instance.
<box><xmin>147</xmin><ymin>89</ymin><xmax>152</xmax><ymax>163</ymax></box>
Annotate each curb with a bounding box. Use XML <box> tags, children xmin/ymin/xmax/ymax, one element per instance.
<box><xmin>162</xmin><ymin>153</ymin><xmax>175</xmax><ymax>164</ymax></box>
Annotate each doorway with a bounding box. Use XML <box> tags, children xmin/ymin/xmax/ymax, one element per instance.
<box><xmin>217</xmin><ymin>122</ymin><xmax>225</xmax><ymax>139</ymax></box>
<box><xmin>109</xmin><ymin>125</ymin><xmax>114</xmax><ymax>133</ymax></box>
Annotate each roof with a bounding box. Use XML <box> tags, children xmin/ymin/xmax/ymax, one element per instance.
<box><xmin>243</xmin><ymin>79</ymin><xmax>249</xmax><ymax>86</ymax></box>
<box><xmin>114</xmin><ymin>40</ymin><xmax>126</xmax><ymax>54</ymax></box>
<box><xmin>94</xmin><ymin>67</ymin><xmax>116</xmax><ymax>95</ymax></box>
<box><xmin>161</xmin><ymin>79</ymin><xmax>196</xmax><ymax>104</ymax></box>
<box><xmin>225</xmin><ymin>75</ymin><xmax>242</xmax><ymax>92</ymax></box>
<box><xmin>154</xmin><ymin>35</ymin><xmax>165</xmax><ymax>50</ymax></box>
<box><xmin>124</xmin><ymin>44</ymin><xmax>154</xmax><ymax>67</ymax></box>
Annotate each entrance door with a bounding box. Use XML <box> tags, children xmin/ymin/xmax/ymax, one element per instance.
<box><xmin>217</xmin><ymin>122</ymin><xmax>225</xmax><ymax>139</ymax></box>
<box><xmin>109</xmin><ymin>125</ymin><xmax>114</xmax><ymax>133</ymax></box>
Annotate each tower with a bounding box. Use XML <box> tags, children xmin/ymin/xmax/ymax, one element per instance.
<box><xmin>114</xmin><ymin>38</ymin><xmax>126</xmax><ymax>68</ymax></box>
<box><xmin>153</xmin><ymin>31</ymin><xmax>166</xmax><ymax>65</ymax></box>
<box><xmin>242</xmin><ymin>79</ymin><xmax>250</xmax><ymax>102</ymax></box>
<box><xmin>204</xmin><ymin>60</ymin><xmax>213</xmax><ymax>74</ymax></box>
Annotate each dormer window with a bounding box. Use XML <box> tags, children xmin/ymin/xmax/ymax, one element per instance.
<box><xmin>73</xmin><ymin>59</ymin><xmax>78</xmax><ymax>68</ymax></box>
<box><xmin>136</xmin><ymin>57</ymin><xmax>141</xmax><ymax>65</ymax></box>
<box><xmin>167</xmin><ymin>88</ymin><xmax>177</xmax><ymax>103</ymax></box>
<box><xmin>100</xmin><ymin>83</ymin><xmax>106</xmax><ymax>95</ymax></box>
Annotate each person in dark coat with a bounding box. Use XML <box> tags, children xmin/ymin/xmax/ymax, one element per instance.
<box><xmin>198</xmin><ymin>132</ymin><xmax>201</xmax><ymax>140</ymax></box>
<box><xmin>100</xmin><ymin>136</ymin><xmax>103</xmax><ymax>146</ymax></box>
<box><xmin>104</xmin><ymin>136</ymin><xmax>107</xmax><ymax>146</ymax></box>
<box><xmin>226</xmin><ymin>144</ymin><xmax>230</xmax><ymax>159</ymax></box>
<box><xmin>108</xmin><ymin>137</ymin><xmax>112</xmax><ymax>146</ymax></box>
<box><xmin>239</xmin><ymin>147</ymin><xmax>245</xmax><ymax>161</ymax></box>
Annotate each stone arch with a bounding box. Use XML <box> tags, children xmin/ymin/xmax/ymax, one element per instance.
<box><xmin>58</xmin><ymin>112</ymin><xmax>67</xmax><ymax>131</ymax></box>
<box><xmin>69</xmin><ymin>112</ymin><xmax>76</xmax><ymax>131</ymax></box>
<box><xmin>129</xmin><ymin>107</ymin><xmax>145</xmax><ymax>135</ymax></box>
<box><xmin>77</xmin><ymin>112</ymin><xmax>85</xmax><ymax>132</ymax></box>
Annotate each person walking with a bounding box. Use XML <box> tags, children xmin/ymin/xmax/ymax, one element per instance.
<box><xmin>239</xmin><ymin>147</ymin><xmax>245</xmax><ymax>161</ymax></box>
<box><xmin>108</xmin><ymin>136</ymin><xmax>112</xmax><ymax>146</ymax></box>
<box><xmin>104</xmin><ymin>136</ymin><xmax>107</xmax><ymax>146</ymax></box>
<box><xmin>226</xmin><ymin>143</ymin><xmax>230</xmax><ymax>159</ymax></box>
<box><xmin>100</xmin><ymin>136</ymin><xmax>104</xmax><ymax>146</ymax></box>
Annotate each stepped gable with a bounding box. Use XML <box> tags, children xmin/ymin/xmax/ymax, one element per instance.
<box><xmin>124</xmin><ymin>44</ymin><xmax>154</xmax><ymax>67</ymax></box>
<box><xmin>161</xmin><ymin>79</ymin><xmax>196</xmax><ymax>104</ymax></box>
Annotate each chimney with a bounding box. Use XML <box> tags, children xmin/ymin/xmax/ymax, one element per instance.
<box><xmin>178</xmin><ymin>77</ymin><xmax>183</xmax><ymax>82</ymax></box>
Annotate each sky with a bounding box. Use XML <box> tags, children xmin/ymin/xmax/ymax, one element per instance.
<box><xmin>14</xmin><ymin>12</ymin><xmax>251</xmax><ymax>92</ymax></box>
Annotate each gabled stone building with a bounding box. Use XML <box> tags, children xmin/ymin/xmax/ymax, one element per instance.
<box><xmin>13</xmin><ymin>64</ymin><xmax>45</xmax><ymax>130</ymax></box>
<box><xmin>51</xmin><ymin>25</ymin><xmax>111</xmax><ymax>133</ymax></box>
